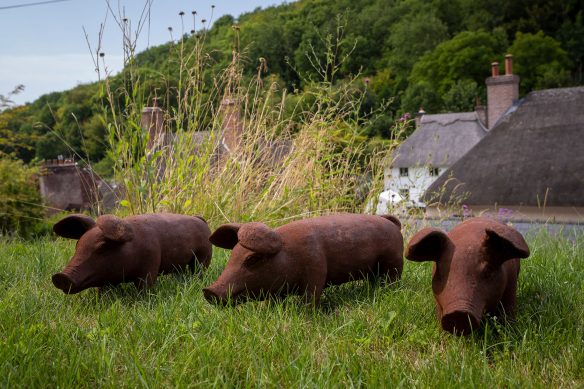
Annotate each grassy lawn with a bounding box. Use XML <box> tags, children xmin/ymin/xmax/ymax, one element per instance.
<box><xmin>0</xmin><ymin>229</ymin><xmax>582</xmax><ymax>387</ymax></box>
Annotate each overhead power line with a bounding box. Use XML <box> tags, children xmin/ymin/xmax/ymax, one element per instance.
<box><xmin>0</xmin><ymin>0</ymin><xmax>71</xmax><ymax>10</ymax></box>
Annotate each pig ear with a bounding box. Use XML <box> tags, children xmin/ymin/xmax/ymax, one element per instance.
<box><xmin>96</xmin><ymin>215</ymin><xmax>134</xmax><ymax>243</ymax></box>
<box><xmin>53</xmin><ymin>214</ymin><xmax>96</xmax><ymax>240</ymax></box>
<box><xmin>238</xmin><ymin>222</ymin><xmax>282</xmax><ymax>255</ymax></box>
<box><xmin>406</xmin><ymin>227</ymin><xmax>450</xmax><ymax>262</ymax></box>
<box><xmin>209</xmin><ymin>223</ymin><xmax>242</xmax><ymax>249</ymax></box>
<box><xmin>485</xmin><ymin>225</ymin><xmax>530</xmax><ymax>263</ymax></box>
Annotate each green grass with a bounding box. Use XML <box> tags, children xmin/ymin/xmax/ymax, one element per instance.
<box><xmin>0</xmin><ymin>230</ymin><xmax>582</xmax><ymax>388</ymax></box>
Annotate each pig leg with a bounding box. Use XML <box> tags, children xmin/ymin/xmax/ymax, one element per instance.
<box><xmin>497</xmin><ymin>262</ymin><xmax>520</xmax><ymax>319</ymax></box>
<box><xmin>303</xmin><ymin>284</ymin><xmax>324</xmax><ymax>305</ymax></box>
<box><xmin>97</xmin><ymin>284</ymin><xmax>115</xmax><ymax>294</ymax></box>
<box><xmin>134</xmin><ymin>273</ymin><xmax>158</xmax><ymax>290</ymax></box>
<box><xmin>302</xmin><ymin>276</ymin><xmax>326</xmax><ymax>306</ymax></box>
<box><xmin>376</xmin><ymin>253</ymin><xmax>403</xmax><ymax>283</ymax></box>
<box><xmin>299</xmin><ymin>254</ymin><xmax>327</xmax><ymax>305</ymax></box>
<box><xmin>134</xmin><ymin>257</ymin><xmax>161</xmax><ymax>290</ymax></box>
<box><xmin>435</xmin><ymin>302</ymin><xmax>445</xmax><ymax>322</ymax></box>
<box><xmin>190</xmin><ymin>247</ymin><xmax>212</xmax><ymax>276</ymax></box>
<box><xmin>498</xmin><ymin>281</ymin><xmax>518</xmax><ymax>319</ymax></box>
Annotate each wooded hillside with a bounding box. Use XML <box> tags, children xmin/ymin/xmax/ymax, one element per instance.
<box><xmin>1</xmin><ymin>0</ymin><xmax>582</xmax><ymax>170</ymax></box>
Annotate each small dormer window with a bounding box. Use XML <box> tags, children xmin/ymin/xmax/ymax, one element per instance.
<box><xmin>429</xmin><ymin>167</ymin><xmax>440</xmax><ymax>176</ymax></box>
<box><xmin>399</xmin><ymin>167</ymin><xmax>409</xmax><ymax>177</ymax></box>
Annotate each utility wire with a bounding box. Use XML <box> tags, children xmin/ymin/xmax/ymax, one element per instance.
<box><xmin>0</xmin><ymin>0</ymin><xmax>70</xmax><ymax>10</ymax></box>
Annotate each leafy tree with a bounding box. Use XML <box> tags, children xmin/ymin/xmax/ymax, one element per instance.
<box><xmin>459</xmin><ymin>0</ymin><xmax>507</xmax><ymax>32</ymax></box>
<box><xmin>1</xmin><ymin>0</ymin><xmax>584</xmax><ymax>160</ymax></box>
<box><xmin>508</xmin><ymin>31</ymin><xmax>572</xmax><ymax>93</ymax></box>
<box><xmin>501</xmin><ymin>0</ymin><xmax>581</xmax><ymax>37</ymax></box>
<box><xmin>442</xmin><ymin>79</ymin><xmax>480</xmax><ymax>112</ymax></box>
<box><xmin>35</xmin><ymin>133</ymin><xmax>73</xmax><ymax>161</ymax></box>
<box><xmin>432</xmin><ymin>0</ymin><xmax>465</xmax><ymax>35</ymax></box>
<box><xmin>82</xmin><ymin>114</ymin><xmax>108</xmax><ymax>161</ymax></box>
<box><xmin>386</xmin><ymin>10</ymin><xmax>449</xmax><ymax>88</ymax></box>
<box><xmin>557</xmin><ymin>12</ymin><xmax>584</xmax><ymax>83</ymax></box>
<box><xmin>339</xmin><ymin>0</ymin><xmax>396</xmax><ymax>75</ymax></box>
<box><xmin>241</xmin><ymin>16</ymin><xmax>289</xmax><ymax>80</ymax></box>
<box><xmin>367</xmin><ymin>68</ymin><xmax>398</xmax><ymax>103</ymax></box>
<box><xmin>404</xmin><ymin>30</ymin><xmax>506</xmax><ymax>112</ymax></box>
<box><xmin>400</xmin><ymin>80</ymin><xmax>442</xmax><ymax>115</ymax></box>
<box><xmin>0</xmin><ymin>106</ymin><xmax>38</xmax><ymax>161</ymax></box>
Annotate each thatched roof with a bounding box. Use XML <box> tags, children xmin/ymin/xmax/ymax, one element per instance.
<box><xmin>424</xmin><ymin>86</ymin><xmax>584</xmax><ymax>207</ymax></box>
<box><xmin>392</xmin><ymin>112</ymin><xmax>487</xmax><ymax>167</ymax></box>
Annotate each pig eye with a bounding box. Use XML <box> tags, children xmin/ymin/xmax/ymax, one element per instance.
<box><xmin>480</xmin><ymin>261</ymin><xmax>497</xmax><ymax>276</ymax></box>
<box><xmin>244</xmin><ymin>254</ymin><xmax>264</xmax><ymax>267</ymax></box>
<box><xmin>94</xmin><ymin>240</ymin><xmax>108</xmax><ymax>252</ymax></box>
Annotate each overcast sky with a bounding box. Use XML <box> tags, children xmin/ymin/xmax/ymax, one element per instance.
<box><xmin>0</xmin><ymin>0</ymin><xmax>290</xmax><ymax>105</ymax></box>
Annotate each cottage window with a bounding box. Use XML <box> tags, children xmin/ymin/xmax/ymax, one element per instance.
<box><xmin>429</xmin><ymin>167</ymin><xmax>440</xmax><ymax>177</ymax></box>
<box><xmin>399</xmin><ymin>167</ymin><xmax>409</xmax><ymax>177</ymax></box>
<box><xmin>399</xmin><ymin>188</ymin><xmax>410</xmax><ymax>200</ymax></box>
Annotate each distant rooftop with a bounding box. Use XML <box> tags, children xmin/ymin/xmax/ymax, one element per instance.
<box><xmin>392</xmin><ymin>111</ymin><xmax>487</xmax><ymax>167</ymax></box>
<box><xmin>424</xmin><ymin>86</ymin><xmax>584</xmax><ymax>207</ymax></box>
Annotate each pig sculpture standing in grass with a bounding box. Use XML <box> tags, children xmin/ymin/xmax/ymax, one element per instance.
<box><xmin>406</xmin><ymin>217</ymin><xmax>530</xmax><ymax>335</ymax></box>
<box><xmin>52</xmin><ymin>213</ymin><xmax>212</xmax><ymax>294</ymax></box>
<box><xmin>203</xmin><ymin>214</ymin><xmax>403</xmax><ymax>305</ymax></box>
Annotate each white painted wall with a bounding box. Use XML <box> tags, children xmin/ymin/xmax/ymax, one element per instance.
<box><xmin>384</xmin><ymin>166</ymin><xmax>444</xmax><ymax>206</ymax></box>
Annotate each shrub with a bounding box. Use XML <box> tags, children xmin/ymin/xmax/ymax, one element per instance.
<box><xmin>0</xmin><ymin>158</ymin><xmax>45</xmax><ymax>237</ymax></box>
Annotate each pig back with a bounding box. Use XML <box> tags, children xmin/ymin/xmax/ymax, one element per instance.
<box><xmin>128</xmin><ymin>213</ymin><xmax>211</xmax><ymax>272</ymax></box>
<box><xmin>278</xmin><ymin>214</ymin><xmax>402</xmax><ymax>284</ymax></box>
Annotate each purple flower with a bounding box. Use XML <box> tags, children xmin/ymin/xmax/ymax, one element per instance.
<box><xmin>398</xmin><ymin>113</ymin><xmax>411</xmax><ymax>123</ymax></box>
<box><xmin>498</xmin><ymin>207</ymin><xmax>513</xmax><ymax>221</ymax></box>
<box><xmin>462</xmin><ymin>204</ymin><xmax>471</xmax><ymax>218</ymax></box>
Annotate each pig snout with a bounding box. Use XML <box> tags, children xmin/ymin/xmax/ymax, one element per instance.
<box><xmin>202</xmin><ymin>286</ymin><xmax>225</xmax><ymax>305</ymax></box>
<box><xmin>202</xmin><ymin>285</ymin><xmax>237</xmax><ymax>306</ymax></box>
<box><xmin>52</xmin><ymin>272</ymin><xmax>80</xmax><ymax>294</ymax></box>
<box><xmin>203</xmin><ymin>283</ymin><xmax>245</xmax><ymax>306</ymax></box>
<box><xmin>440</xmin><ymin>302</ymin><xmax>482</xmax><ymax>335</ymax></box>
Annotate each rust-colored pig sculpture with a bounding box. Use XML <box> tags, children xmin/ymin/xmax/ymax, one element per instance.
<box><xmin>203</xmin><ymin>214</ymin><xmax>403</xmax><ymax>305</ymax></box>
<box><xmin>52</xmin><ymin>213</ymin><xmax>212</xmax><ymax>294</ymax></box>
<box><xmin>406</xmin><ymin>217</ymin><xmax>530</xmax><ymax>335</ymax></box>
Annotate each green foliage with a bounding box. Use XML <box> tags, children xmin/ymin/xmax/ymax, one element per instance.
<box><xmin>404</xmin><ymin>30</ymin><xmax>506</xmax><ymax>113</ymax></box>
<box><xmin>0</xmin><ymin>158</ymin><xmax>45</xmax><ymax>237</ymax></box>
<box><xmin>400</xmin><ymin>80</ymin><xmax>442</xmax><ymax>115</ymax></box>
<box><xmin>442</xmin><ymin>79</ymin><xmax>481</xmax><ymax>112</ymax></box>
<box><xmin>0</xmin><ymin>106</ymin><xmax>39</xmax><ymax>161</ymax></box>
<box><xmin>509</xmin><ymin>31</ymin><xmax>572</xmax><ymax>93</ymax></box>
<box><xmin>557</xmin><ymin>11</ymin><xmax>584</xmax><ymax>83</ymax></box>
<box><xmin>1</xmin><ymin>0</ymin><xmax>584</xmax><ymax>166</ymax></box>
<box><xmin>0</xmin><ymin>232</ymin><xmax>582</xmax><ymax>386</ymax></box>
<box><xmin>0</xmin><ymin>85</ymin><xmax>106</xmax><ymax>165</ymax></box>
<box><xmin>386</xmin><ymin>11</ymin><xmax>449</xmax><ymax>82</ymax></box>
<box><xmin>459</xmin><ymin>0</ymin><xmax>506</xmax><ymax>32</ymax></box>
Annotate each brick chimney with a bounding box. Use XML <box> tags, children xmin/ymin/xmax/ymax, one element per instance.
<box><xmin>141</xmin><ymin>98</ymin><xmax>165</xmax><ymax>149</ymax></box>
<box><xmin>486</xmin><ymin>54</ymin><xmax>520</xmax><ymax>129</ymax></box>
<box><xmin>219</xmin><ymin>96</ymin><xmax>243</xmax><ymax>152</ymax></box>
